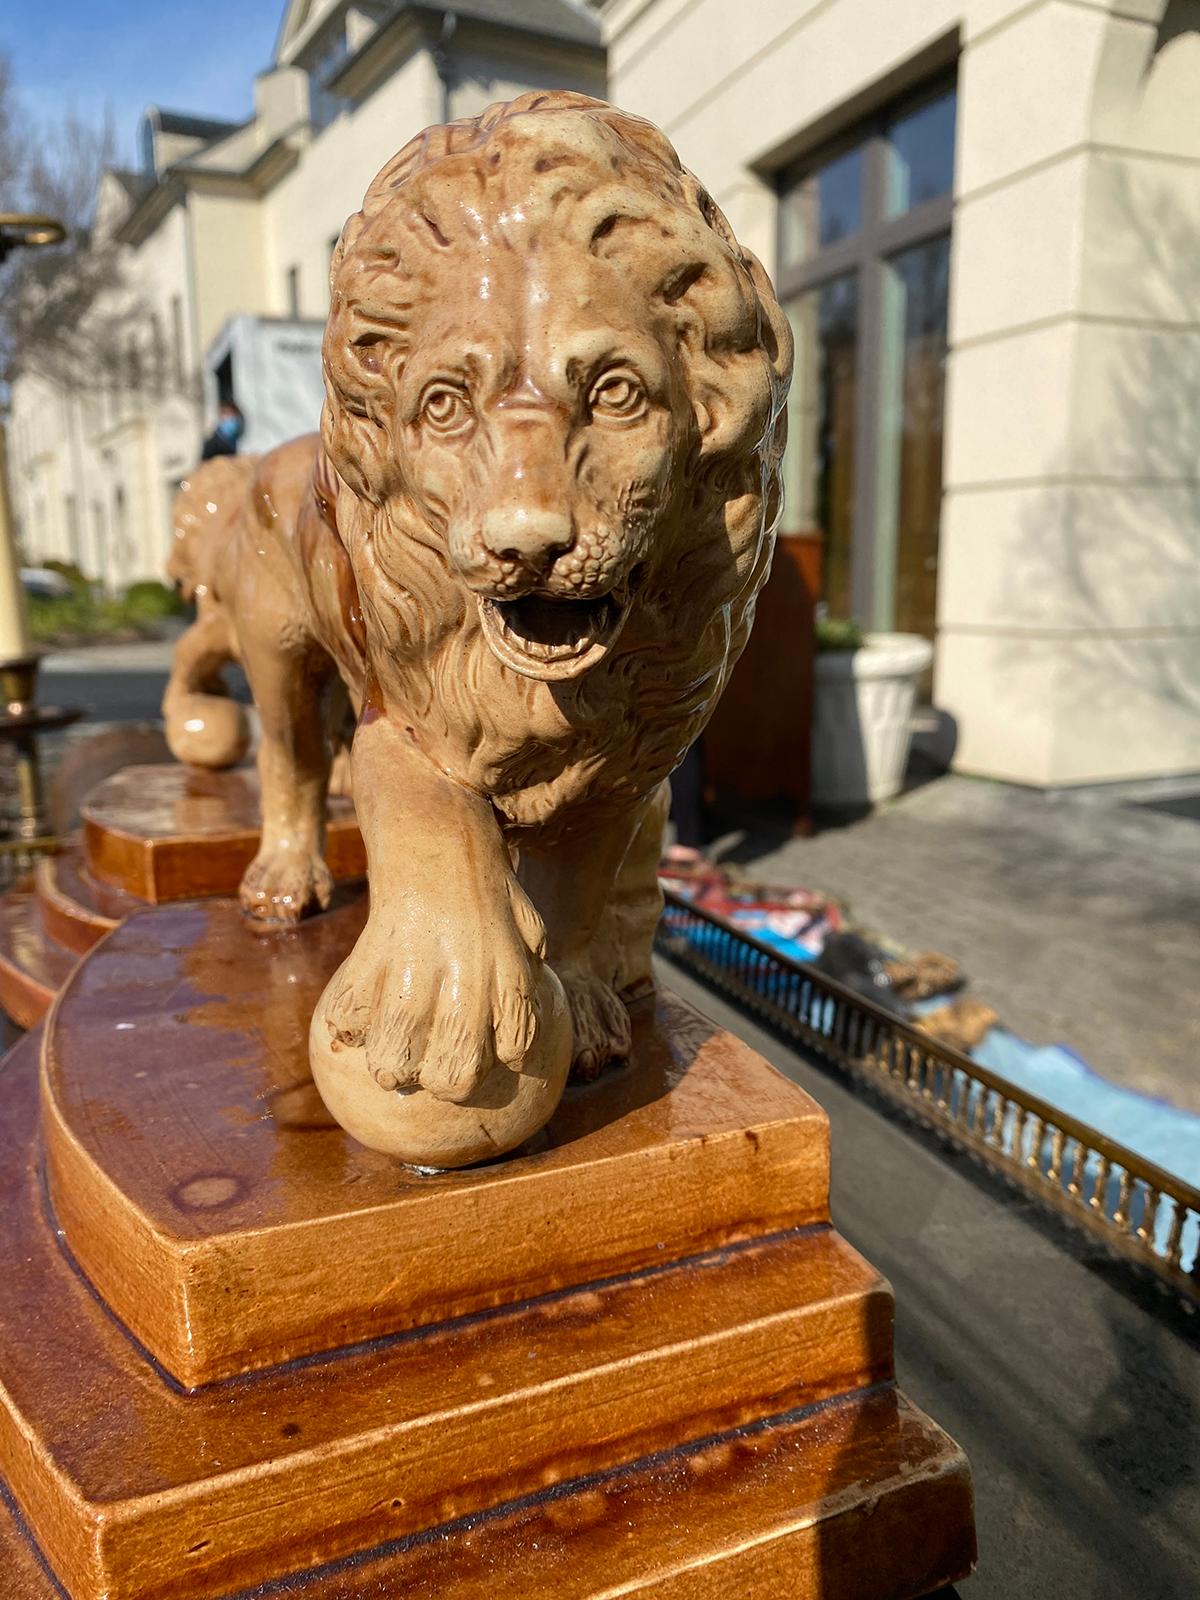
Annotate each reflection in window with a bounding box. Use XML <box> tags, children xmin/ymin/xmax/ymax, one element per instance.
<box><xmin>885</xmin><ymin>88</ymin><xmax>957</xmax><ymax>217</ymax></box>
<box><xmin>779</xmin><ymin>146</ymin><xmax>863</xmax><ymax>269</ymax></box>
<box><xmin>783</xmin><ymin>275</ymin><xmax>859</xmax><ymax>622</ymax></box>
<box><xmin>777</xmin><ymin>75</ymin><xmax>955</xmax><ymax>647</ymax></box>
<box><xmin>875</xmin><ymin>236</ymin><xmax>950</xmax><ymax>641</ymax></box>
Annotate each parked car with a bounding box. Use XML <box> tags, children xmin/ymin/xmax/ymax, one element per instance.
<box><xmin>20</xmin><ymin>566</ymin><xmax>74</xmax><ymax>599</ymax></box>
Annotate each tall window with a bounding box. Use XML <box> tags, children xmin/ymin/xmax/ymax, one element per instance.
<box><xmin>64</xmin><ymin>494</ymin><xmax>80</xmax><ymax>566</ymax></box>
<box><xmin>170</xmin><ymin>294</ymin><xmax>186</xmax><ymax>391</ymax></box>
<box><xmin>307</xmin><ymin>23</ymin><xmax>349</xmax><ymax>132</ymax></box>
<box><xmin>778</xmin><ymin>79</ymin><xmax>955</xmax><ymax>645</ymax></box>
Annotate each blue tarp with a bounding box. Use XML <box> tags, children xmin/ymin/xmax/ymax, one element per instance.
<box><xmin>662</xmin><ymin>907</ymin><xmax>1198</xmax><ymax>1270</ymax></box>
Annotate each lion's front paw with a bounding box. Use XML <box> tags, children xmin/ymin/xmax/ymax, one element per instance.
<box><xmin>321</xmin><ymin>878</ymin><xmax>551</xmax><ymax>1103</ymax></box>
<box><xmin>240</xmin><ymin>844</ymin><xmax>334</xmax><ymax>924</ymax></box>
<box><xmin>562</xmin><ymin>971</ymin><xmax>632</xmax><ymax>1083</ymax></box>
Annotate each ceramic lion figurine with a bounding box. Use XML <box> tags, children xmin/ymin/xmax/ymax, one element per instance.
<box><xmin>163</xmin><ymin>92</ymin><xmax>792</xmax><ymax>1168</ymax></box>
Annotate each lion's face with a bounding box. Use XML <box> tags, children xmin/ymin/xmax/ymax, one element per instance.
<box><xmin>323</xmin><ymin>93</ymin><xmax>792</xmax><ymax>698</ymax></box>
<box><xmin>390</xmin><ymin>243</ymin><xmax>685</xmax><ymax>682</ymax></box>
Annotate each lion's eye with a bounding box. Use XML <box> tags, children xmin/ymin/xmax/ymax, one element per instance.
<box><xmin>589</xmin><ymin>373</ymin><xmax>645</xmax><ymax>420</ymax></box>
<box><xmin>420</xmin><ymin>386</ymin><xmax>472</xmax><ymax>433</ymax></box>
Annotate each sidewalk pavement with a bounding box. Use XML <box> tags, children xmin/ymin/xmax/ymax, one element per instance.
<box><xmin>39</xmin><ymin>632</ymin><xmax>182</xmax><ymax>674</ymax></box>
<box><xmin>711</xmin><ymin>772</ymin><xmax>1200</xmax><ymax>1115</ymax></box>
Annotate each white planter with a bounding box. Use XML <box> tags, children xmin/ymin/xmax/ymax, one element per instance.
<box><xmin>812</xmin><ymin>633</ymin><xmax>934</xmax><ymax>807</ymax></box>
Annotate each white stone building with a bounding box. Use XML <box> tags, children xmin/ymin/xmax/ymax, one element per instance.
<box><xmin>7</xmin><ymin>0</ymin><xmax>604</xmax><ymax>591</ymax></box>
<box><xmin>602</xmin><ymin>0</ymin><xmax>1200</xmax><ymax>786</ymax></box>
<box><xmin>9</xmin><ymin>0</ymin><xmax>1199</xmax><ymax>787</ymax></box>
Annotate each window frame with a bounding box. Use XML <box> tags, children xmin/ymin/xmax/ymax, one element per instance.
<box><xmin>776</xmin><ymin>74</ymin><xmax>956</xmax><ymax>630</ymax></box>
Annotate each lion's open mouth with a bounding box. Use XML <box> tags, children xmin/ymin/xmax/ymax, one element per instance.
<box><xmin>478</xmin><ymin>590</ymin><xmax>628</xmax><ymax>681</ymax></box>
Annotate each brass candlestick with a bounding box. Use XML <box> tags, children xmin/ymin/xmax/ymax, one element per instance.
<box><xmin>0</xmin><ymin>212</ymin><xmax>81</xmax><ymax>869</ymax></box>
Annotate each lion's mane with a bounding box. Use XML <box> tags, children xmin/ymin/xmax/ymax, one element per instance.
<box><xmin>318</xmin><ymin>91</ymin><xmax>792</xmax><ymax>824</ymax></box>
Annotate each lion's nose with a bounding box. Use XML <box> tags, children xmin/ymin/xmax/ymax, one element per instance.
<box><xmin>482</xmin><ymin>508</ymin><xmax>574</xmax><ymax>570</ymax></box>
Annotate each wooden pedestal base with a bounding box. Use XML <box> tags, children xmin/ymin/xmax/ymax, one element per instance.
<box><xmin>0</xmin><ymin>769</ymin><xmax>975</xmax><ymax>1596</ymax></box>
<box><xmin>0</xmin><ymin>765</ymin><xmax>363</xmax><ymax>1026</ymax></box>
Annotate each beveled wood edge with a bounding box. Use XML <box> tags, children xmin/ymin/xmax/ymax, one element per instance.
<box><xmin>83</xmin><ymin>816</ymin><xmax>158</xmax><ymax>901</ymax></box>
<box><xmin>39</xmin><ymin>1059</ymin><xmax>188</xmax><ymax>1377</ymax></box>
<box><xmin>41</xmin><ymin>1061</ymin><xmax>832</xmax><ymax>1387</ymax></box>
<box><xmin>34</xmin><ymin>855</ymin><xmax>118</xmax><ymax>956</ymax></box>
<box><xmin>0</xmin><ymin>1477</ymin><xmax>60</xmax><ymax>1599</ymax></box>
<box><xmin>0</xmin><ymin>957</ymin><xmax>53</xmax><ymax>1032</ymax></box>
<box><xmin>13</xmin><ymin>1249</ymin><xmax>895</xmax><ymax>1599</ymax></box>
<box><xmin>0</xmin><ymin>1388</ymin><xmax>976</xmax><ymax>1600</ymax></box>
<box><xmin>83</xmin><ymin>812</ymin><xmax>366</xmax><ymax>903</ymax></box>
<box><xmin>39</xmin><ymin>911</ymin><xmax>832</xmax><ymax>1384</ymax></box>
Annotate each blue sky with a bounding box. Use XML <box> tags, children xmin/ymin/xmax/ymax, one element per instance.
<box><xmin>1</xmin><ymin>0</ymin><xmax>284</xmax><ymax>167</ymax></box>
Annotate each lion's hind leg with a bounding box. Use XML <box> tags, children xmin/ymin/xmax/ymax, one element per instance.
<box><xmin>238</xmin><ymin>626</ymin><xmax>338</xmax><ymax>924</ymax></box>
<box><xmin>608</xmin><ymin>778</ymin><xmax>669</xmax><ymax>1004</ymax></box>
<box><xmin>518</xmin><ymin>784</ymin><xmax>668</xmax><ymax>1084</ymax></box>
<box><xmin>162</xmin><ymin>600</ymin><xmax>251</xmax><ymax>769</ymax></box>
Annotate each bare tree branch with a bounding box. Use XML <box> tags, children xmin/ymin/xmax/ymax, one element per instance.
<box><xmin>0</xmin><ymin>52</ymin><xmax>132</xmax><ymax>396</ymax></box>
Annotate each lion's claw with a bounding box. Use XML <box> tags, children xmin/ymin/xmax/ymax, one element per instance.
<box><xmin>322</xmin><ymin>890</ymin><xmax>545</xmax><ymax>1104</ymax></box>
<box><xmin>563</xmin><ymin>971</ymin><xmax>631</xmax><ymax>1083</ymax></box>
<box><xmin>240</xmin><ymin>846</ymin><xmax>334</xmax><ymax>924</ymax></box>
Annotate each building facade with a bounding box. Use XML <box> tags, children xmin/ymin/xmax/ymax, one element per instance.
<box><xmin>9</xmin><ymin>0</ymin><xmax>1198</xmax><ymax>788</ymax></box>
<box><xmin>603</xmin><ymin>0</ymin><xmax>1200</xmax><ymax>786</ymax></box>
<box><xmin>7</xmin><ymin>0</ymin><xmax>604</xmax><ymax>592</ymax></box>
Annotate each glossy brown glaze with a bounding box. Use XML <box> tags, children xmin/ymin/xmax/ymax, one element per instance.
<box><xmin>41</xmin><ymin>893</ymin><xmax>831</xmax><ymax>1384</ymax></box>
<box><xmin>0</xmin><ymin>887</ymin><xmax>76</xmax><ymax>1028</ymax></box>
<box><xmin>4</xmin><ymin>1027</ymin><xmax>972</xmax><ymax>1600</ymax></box>
<box><xmin>82</xmin><ymin>764</ymin><xmax>365</xmax><ymax>902</ymax></box>
<box><xmin>2</xmin><ymin>1041</ymin><xmax>886</xmax><ymax>1597</ymax></box>
<box><xmin>34</xmin><ymin>844</ymin><xmax>134</xmax><ymax>955</ymax></box>
<box><xmin>0</xmin><ymin>1482</ymin><xmax>55</xmax><ymax>1599</ymax></box>
<box><xmin>284</xmin><ymin>1387</ymin><xmax>975</xmax><ymax>1600</ymax></box>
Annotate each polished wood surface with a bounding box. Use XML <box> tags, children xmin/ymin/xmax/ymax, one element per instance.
<box><xmin>0</xmin><ymin>769</ymin><xmax>973</xmax><ymax>1598</ymax></box>
<box><xmin>33</xmin><ymin>846</ymin><xmax>133</xmax><ymax>954</ymax></box>
<box><xmin>0</xmin><ymin>888</ymin><xmax>75</xmax><ymax>1029</ymax></box>
<box><xmin>2</xmin><ymin>1016</ymin><xmax>971</xmax><ymax>1600</ymax></box>
<box><xmin>280</xmin><ymin>1387</ymin><xmax>974</xmax><ymax>1600</ymax></box>
<box><xmin>0</xmin><ymin>846</ymin><xmax>133</xmax><ymax>1031</ymax></box>
<box><xmin>43</xmin><ymin>891</ymin><xmax>831</xmax><ymax>1384</ymax></box>
<box><xmin>4</xmin><ymin>1029</ymin><xmax>887</xmax><ymax>1597</ymax></box>
<box><xmin>0</xmin><ymin>1485</ymin><xmax>55</xmax><ymax>1600</ymax></box>
<box><xmin>82</xmin><ymin>764</ymin><xmax>366</xmax><ymax>901</ymax></box>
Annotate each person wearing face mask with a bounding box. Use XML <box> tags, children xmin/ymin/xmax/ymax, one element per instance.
<box><xmin>201</xmin><ymin>401</ymin><xmax>245</xmax><ymax>459</ymax></box>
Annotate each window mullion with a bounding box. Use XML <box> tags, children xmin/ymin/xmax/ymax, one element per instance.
<box><xmin>876</xmin><ymin>194</ymin><xmax>954</xmax><ymax>258</ymax></box>
<box><xmin>851</xmin><ymin>129</ymin><xmax>886</xmax><ymax>630</ymax></box>
<box><xmin>776</xmin><ymin>237</ymin><xmax>862</xmax><ymax>300</ymax></box>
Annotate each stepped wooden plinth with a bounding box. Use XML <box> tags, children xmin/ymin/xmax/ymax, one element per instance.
<box><xmin>0</xmin><ymin>765</ymin><xmax>365</xmax><ymax>1028</ymax></box>
<box><xmin>0</xmin><ymin>765</ymin><xmax>974</xmax><ymax>1597</ymax></box>
<box><xmin>83</xmin><ymin>763</ymin><xmax>366</xmax><ymax>901</ymax></box>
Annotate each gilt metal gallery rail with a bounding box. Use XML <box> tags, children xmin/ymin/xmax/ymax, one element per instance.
<box><xmin>656</xmin><ymin>888</ymin><xmax>1200</xmax><ymax>1304</ymax></box>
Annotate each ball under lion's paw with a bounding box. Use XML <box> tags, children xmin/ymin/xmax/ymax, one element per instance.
<box><xmin>240</xmin><ymin>844</ymin><xmax>334</xmax><ymax>924</ymax></box>
<box><xmin>309</xmin><ymin>961</ymin><xmax>571</xmax><ymax>1167</ymax></box>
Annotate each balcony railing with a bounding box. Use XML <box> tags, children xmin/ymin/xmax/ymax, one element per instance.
<box><xmin>657</xmin><ymin>887</ymin><xmax>1200</xmax><ymax>1305</ymax></box>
